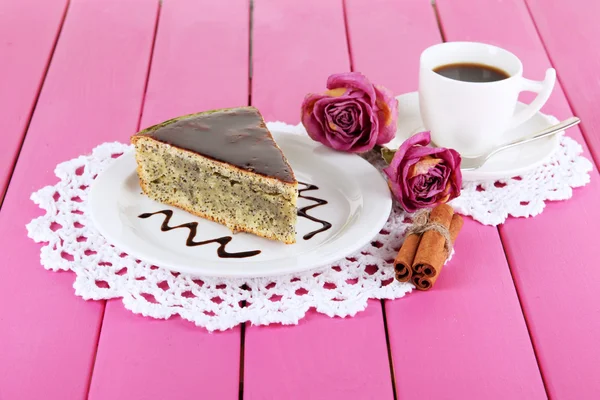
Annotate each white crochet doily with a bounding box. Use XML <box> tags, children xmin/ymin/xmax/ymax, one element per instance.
<box><xmin>26</xmin><ymin>122</ymin><xmax>592</xmax><ymax>331</ymax></box>
<box><xmin>450</xmin><ymin>132</ymin><xmax>593</xmax><ymax>225</ymax></box>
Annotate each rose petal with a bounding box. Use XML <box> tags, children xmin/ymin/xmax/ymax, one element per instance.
<box><xmin>325</xmin><ymin>101</ymin><xmax>361</xmax><ymax>132</ymax></box>
<box><xmin>385</xmin><ymin>157</ymin><xmax>418</xmax><ymax>212</ymax></box>
<box><xmin>345</xmin><ymin>107</ymin><xmax>359</xmax><ymax>132</ymax></box>
<box><xmin>383</xmin><ymin>132</ymin><xmax>431</xmax><ymax>181</ymax></box>
<box><xmin>383</xmin><ymin>131</ymin><xmax>463</xmax><ymax>211</ymax></box>
<box><xmin>311</xmin><ymin>98</ymin><xmax>367</xmax><ymax>152</ymax></box>
<box><xmin>374</xmin><ymin>85</ymin><xmax>399</xmax><ymax>145</ymax></box>
<box><xmin>319</xmin><ymin>100</ymin><xmax>365</xmax><ymax>149</ymax></box>
<box><xmin>407</xmin><ymin>158</ymin><xmax>442</xmax><ymax>179</ymax></box>
<box><xmin>302</xmin><ymin>72</ymin><xmax>399</xmax><ymax>154</ymax></box>
<box><xmin>345</xmin><ymin>99</ymin><xmax>378</xmax><ymax>153</ymax></box>
<box><xmin>335</xmin><ymin>108</ymin><xmax>354</xmax><ymax>130</ymax></box>
<box><xmin>301</xmin><ymin>93</ymin><xmax>330</xmax><ymax>145</ymax></box>
<box><xmin>324</xmin><ymin>87</ymin><xmax>348</xmax><ymax>97</ymax></box>
<box><xmin>326</xmin><ymin>72</ymin><xmax>377</xmax><ymax>106</ymax></box>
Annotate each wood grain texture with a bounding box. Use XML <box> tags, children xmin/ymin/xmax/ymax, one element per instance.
<box><xmin>0</xmin><ymin>0</ymin><xmax>157</xmax><ymax>399</ymax></box>
<box><xmin>245</xmin><ymin>301</ymin><xmax>392</xmax><ymax>400</ymax></box>
<box><xmin>87</xmin><ymin>1</ymin><xmax>249</xmax><ymax>399</ymax></box>
<box><xmin>346</xmin><ymin>0</ymin><xmax>546</xmax><ymax>398</ymax></box>
<box><xmin>245</xmin><ymin>1</ymin><xmax>394</xmax><ymax>399</ymax></box>
<box><xmin>437</xmin><ymin>0</ymin><xmax>600</xmax><ymax>398</ymax></box>
<box><xmin>252</xmin><ymin>0</ymin><xmax>350</xmax><ymax>124</ymax></box>
<box><xmin>141</xmin><ymin>0</ymin><xmax>250</xmax><ymax>127</ymax></box>
<box><xmin>527</xmin><ymin>0</ymin><xmax>600</xmax><ymax>166</ymax></box>
<box><xmin>0</xmin><ymin>0</ymin><xmax>68</xmax><ymax>202</ymax></box>
<box><xmin>345</xmin><ymin>0</ymin><xmax>440</xmax><ymax>94</ymax></box>
<box><xmin>89</xmin><ymin>302</ymin><xmax>242</xmax><ymax>400</ymax></box>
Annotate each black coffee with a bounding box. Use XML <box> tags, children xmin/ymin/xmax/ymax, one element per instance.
<box><xmin>433</xmin><ymin>63</ymin><xmax>510</xmax><ymax>83</ymax></box>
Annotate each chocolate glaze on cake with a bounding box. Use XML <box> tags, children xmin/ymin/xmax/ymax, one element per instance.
<box><xmin>139</xmin><ymin>107</ymin><xmax>295</xmax><ymax>183</ymax></box>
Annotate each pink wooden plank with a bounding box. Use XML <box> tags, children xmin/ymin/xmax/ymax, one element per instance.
<box><xmin>526</xmin><ymin>0</ymin><xmax>600</xmax><ymax>166</ymax></box>
<box><xmin>140</xmin><ymin>0</ymin><xmax>250</xmax><ymax>126</ymax></box>
<box><xmin>245</xmin><ymin>1</ymin><xmax>394</xmax><ymax>399</ymax></box>
<box><xmin>245</xmin><ymin>301</ymin><xmax>392</xmax><ymax>399</ymax></box>
<box><xmin>437</xmin><ymin>0</ymin><xmax>600</xmax><ymax>397</ymax></box>
<box><xmin>345</xmin><ymin>0</ymin><xmax>440</xmax><ymax>95</ymax></box>
<box><xmin>251</xmin><ymin>0</ymin><xmax>351</xmax><ymax>124</ymax></box>
<box><xmin>87</xmin><ymin>1</ymin><xmax>248</xmax><ymax>399</ymax></box>
<box><xmin>346</xmin><ymin>0</ymin><xmax>546</xmax><ymax>398</ymax></box>
<box><xmin>0</xmin><ymin>0</ymin><xmax>157</xmax><ymax>399</ymax></box>
<box><xmin>386</xmin><ymin>223</ymin><xmax>546</xmax><ymax>399</ymax></box>
<box><xmin>0</xmin><ymin>0</ymin><xmax>68</xmax><ymax>202</ymax></box>
<box><xmin>89</xmin><ymin>303</ymin><xmax>242</xmax><ymax>400</ymax></box>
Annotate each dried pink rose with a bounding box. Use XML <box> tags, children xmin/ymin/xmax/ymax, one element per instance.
<box><xmin>301</xmin><ymin>72</ymin><xmax>398</xmax><ymax>153</ymax></box>
<box><xmin>383</xmin><ymin>132</ymin><xmax>462</xmax><ymax>212</ymax></box>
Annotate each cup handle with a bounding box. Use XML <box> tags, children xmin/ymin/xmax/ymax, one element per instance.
<box><xmin>509</xmin><ymin>68</ymin><xmax>556</xmax><ymax>129</ymax></box>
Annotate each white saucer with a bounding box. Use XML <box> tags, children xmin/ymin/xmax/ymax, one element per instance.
<box><xmin>384</xmin><ymin>92</ymin><xmax>560</xmax><ymax>181</ymax></box>
<box><xmin>89</xmin><ymin>131</ymin><xmax>392</xmax><ymax>278</ymax></box>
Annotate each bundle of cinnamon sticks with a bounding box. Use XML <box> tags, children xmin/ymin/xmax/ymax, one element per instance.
<box><xmin>394</xmin><ymin>204</ymin><xmax>463</xmax><ymax>291</ymax></box>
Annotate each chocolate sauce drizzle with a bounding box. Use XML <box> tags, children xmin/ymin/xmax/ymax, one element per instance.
<box><xmin>297</xmin><ymin>182</ymin><xmax>332</xmax><ymax>240</ymax></box>
<box><xmin>138</xmin><ymin>210</ymin><xmax>261</xmax><ymax>258</ymax></box>
<box><xmin>139</xmin><ymin>181</ymin><xmax>331</xmax><ymax>248</ymax></box>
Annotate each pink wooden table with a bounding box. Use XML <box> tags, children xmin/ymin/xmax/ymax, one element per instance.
<box><xmin>1</xmin><ymin>0</ymin><xmax>599</xmax><ymax>398</ymax></box>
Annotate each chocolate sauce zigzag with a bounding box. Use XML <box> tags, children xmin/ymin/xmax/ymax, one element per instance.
<box><xmin>297</xmin><ymin>182</ymin><xmax>332</xmax><ymax>240</ymax></box>
<box><xmin>138</xmin><ymin>210</ymin><xmax>261</xmax><ymax>258</ymax></box>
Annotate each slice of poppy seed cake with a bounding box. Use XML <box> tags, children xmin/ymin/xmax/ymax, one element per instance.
<box><xmin>131</xmin><ymin>107</ymin><xmax>298</xmax><ymax>244</ymax></box>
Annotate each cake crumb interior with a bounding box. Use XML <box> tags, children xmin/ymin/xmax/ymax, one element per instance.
<box><xmin>134</xmin><ymin>138</ymin><xmax>297</xmax><ymax>243</ymax></box>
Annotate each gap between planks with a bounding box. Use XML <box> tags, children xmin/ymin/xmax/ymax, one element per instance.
<box><xmin>430</xmin><ymin>1</ymin><xmax>549</xmax><ymax>397</ymax></box>
<box><xmin>497</xmin><ymin>233</ymin><xmax>551</xmax><ymax>397</ymax></box>
<box><xmin>512</xmin><ymin>0</ymin><xmax>589</xmax><ymax>395</ymax></box>
<box><xmin>247</xmin><ymin>0</ymin><xmax>254</xmax><ymax>106</ymax></box>
<box><xmin>381</xmin><ymin>300</ymin><xmax>399</xmax><ymax>400</ymax></box>
<box><xmin>341</xmin><ymin>0</ymin><xmax>355</xmax><ymax>72</ymax></box>
<box><xmin>239</xmin><ymin>2</ymin><xmax>254</xmax><ymax>399</ymax></box>
<box><xmin>431</xmin><ymin>0</ymin><xmax>447</xmax><ymax>42</ymax></box>
<box><xmin>136</xmin><ymin>1</ymin><xmax>162</xmax><ymax>136</ymax></box>
<box><xmin>521</xmin><ymin>0</ymin><xmax>598</xmax><ymax>171</ymax></box>
<box><xmin>85</xmin><ymin>1</ymin><xmax>163</xmax><ymax>396</ymax></box>
<box><xmin>342</xmin><ymin>1</ymin><xmax>396</xmax><ymax>397</ymax></box>
<box><xmin>0</xmin><ymin>0</ymin><xmax>71</xmax><ymax>208</ymax></box>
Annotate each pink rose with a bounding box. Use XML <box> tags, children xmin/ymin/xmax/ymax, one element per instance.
<box><xmin>301</xmin><ymin>72</ymin><xmax>398</xmax><ymax>153</ymax></box>
<box><xmin>383</xmin><ymin>132</ymin><xmax>462</xmax><ymax>212</ymax></box>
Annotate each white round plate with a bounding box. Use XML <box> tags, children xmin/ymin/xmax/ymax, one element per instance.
<box><xmin>89</xmin><ymin>131</ymin><xmax>392</xmax><ymax>278</ymax></box>
<box><xmin>384</xmin><ymin>92</ymin><xmax>560</xmax><ymax>181</ymax></box>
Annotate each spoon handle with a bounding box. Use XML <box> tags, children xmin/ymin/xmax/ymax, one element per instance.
<box><xmin>487</xmin><ymin>117</ymin><xmax>581</xmax><ymax>159</ymax></box>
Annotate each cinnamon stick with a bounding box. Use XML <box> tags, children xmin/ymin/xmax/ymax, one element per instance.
<box><xmin>412</xmin><ymin>212</ymin><xmax>464</xmax><ymax>291</ymax></box>
<box><xmin>412</xmin><ymin>274</ymin><xmax>433</xmax><ymax>291</ymax></box>
<box><xmin>449</xmin><ymin>213</ymin><xmax>464</xmax><ymax>243</ymax></box>
<box><xmin>394</xmin><ymin>233</ymin><xmax>421</xmax><ymax>282</ymax></box>
<box><xmin>412</xmin><ymin>204</ymin><xmax>454</xmax><ymax>276</ymax></box>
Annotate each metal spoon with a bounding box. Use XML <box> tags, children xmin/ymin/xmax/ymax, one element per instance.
<box><xmin>460</xmin><ymin>116</ymin><xmax>581</xmax><ymax>171</ymax></box>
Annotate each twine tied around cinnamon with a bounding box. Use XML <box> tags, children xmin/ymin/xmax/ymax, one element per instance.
<box><xmin>406</xmin><ymin>209</ymin><xmax>453</xmax><ymax>255</ymax></box>
<box><xmin>393</xmin><ymin>204</ymin><xmax>464</xmax><ymax>290</ymax></box>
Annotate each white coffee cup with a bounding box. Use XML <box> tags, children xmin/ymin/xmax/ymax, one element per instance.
<box><xmin>419</xmin><ymin>42</ymin><xmax>556</xmax><ymax>156</ymax></box>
